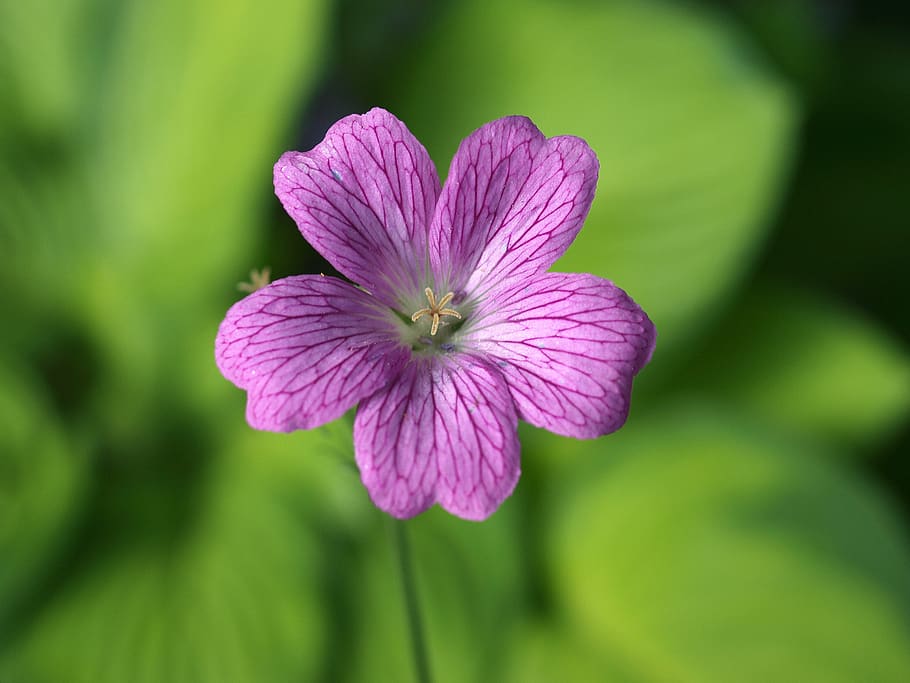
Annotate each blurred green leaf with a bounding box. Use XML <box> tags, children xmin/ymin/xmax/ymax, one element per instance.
<box><xmin>0</xmin><ymin>422</ymin><xmax>346</xmax><ymax>683</ymax></box>
<box><xmin>1</xmin><ymin>0</ymin><xmax>331</xmax><ymax>419</ymax></box>
<box><xmin>729</xmin><ymin>0</ymin><xmax>829</xmax><ymax>96</ymax></box>
<box><xmin>501</xmin><ymin>621</ymin><xmax>643</xmax><ymax>683</ymax></box>
<box><xmin>0</xmin><ymin>363</ymin><xmax>86</xmax><ymax>631</ymax></box>
<box><xmin>221</xmin><ymin>413</ymin><xmax>372</xmax><ymax>533</ymax></box>
<box><xmin>81</xmin><ymin>0</ymin><xmax>331</xmax><ymax>400</ymax></box>
<box><xmin>0</xmin><ymin>0</ymin><xmax>96</xmax><ymax>317</ymax></box>
<box><xmin>548</xmin><ymin>403</ymin><xmax>910</xmax><ymax>683</ymax></box>
<box><xmin>759</xmin><ymin>31</ymin><xmax>910</xmax><ymax>342</ymax></box>
<box><xmin>344</xmin><ymin>506</ymin><xmax>526</xmax><ymax>683</ymax></box>
<box><xmin>0</xmin><ymin>0</ymin><xmax>89</xmax><ymax>141</ymax></box>
<box><xmin>682</xmin><ymin>285</ymin><xmax>910</xmax><ymax>450</ymax></box>
<box><xmin>87</xmin><ymin>0</ymin><xmax>329</xmax><ymax>301</ymax></box>
<box><xmin>381</xmin><ymin>0</ymin><xmax>796</xmax><ymax>359</ymax></box>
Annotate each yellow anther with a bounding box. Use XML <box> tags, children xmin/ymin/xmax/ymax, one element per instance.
<box><xmin>411</xmin><ymin>287</ymin><xmax>462</xmax><ymax>336</ymax></box>
<box><xmin>237</xmin><ymin>267</ymin><xmax>271</xmax><ymax>293</ymax></box>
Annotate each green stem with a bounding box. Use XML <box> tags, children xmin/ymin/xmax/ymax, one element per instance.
<box><xmin>390</xmin><ymin>519</ymin><xmax>433</xmax><ymax>683</ymax></box>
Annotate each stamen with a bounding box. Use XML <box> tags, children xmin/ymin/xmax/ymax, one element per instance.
<box><xmin>410</xmin><ymin>287</ymin><xmax>462</xmax><ymax>336</ymax></box>
<box><xmin>237</xmin><ymin>267</ymin><xmax>271</xmax><ymax>293</ymax></box>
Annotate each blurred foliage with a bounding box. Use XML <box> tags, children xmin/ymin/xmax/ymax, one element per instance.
<box><xmin>1</xmin><ymin>0</ymin><xmax>909</xmax><ymax>681</ymax></box>
<box><xmin>0</xmin><ymin>363</ymin><xmax>86</xmax><ymax>633</ymax></box>
<box><xmin>680</xmin><ymin>285</ymin><xmax>910</xmax><ymax>451</ymax></box>
<box><xmin>344</xmin><ymin>507</ymin><xmax>525</xmax><ymax>683</ymax></box>
<box><xmin>1</xmin><ymin>424</ymin><xmax>366</xmax><ymax>683</ymax></box>
<box><xmin>548</xmin><ymin>403</ymin><xmax>910</xmax><ymax>683</ymax></box>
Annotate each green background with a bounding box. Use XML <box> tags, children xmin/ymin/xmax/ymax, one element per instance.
<box><xmin>1</xmin><ymin>0</ymin><xmax>909</xmax><ymax>681</ymax></box>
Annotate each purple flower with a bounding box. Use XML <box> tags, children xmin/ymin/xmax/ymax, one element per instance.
<box><xmin>216</xmin><ymin>109</ymin><xmax>655</xmax><ymax>520</ymax></box>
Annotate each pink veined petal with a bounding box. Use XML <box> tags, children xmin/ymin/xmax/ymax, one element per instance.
<box><xmin>462</xmin><ymin>273</ymin><xmax>656</xmax><ymax>439</ymax></box>
<box><xmin>354</xmin><ymin>355</ymin><xmax>520</xmax><ymax>521</ymax></box>
<box><xmin>274</xmin><ymin>108</ymin><xmax>441</xmax><ymax>306</ymax></box>
<box><xmin>215</xmin><ymin>275</ymin><xmax>409</xmax><ymax>432</ymax></box>
<box><xmin>428</xmin><ymin>116</ymin><xmax>598</xmax><ymax>297</ymax></box>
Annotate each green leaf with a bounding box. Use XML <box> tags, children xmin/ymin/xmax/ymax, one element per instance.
<box><xmin>680</xmin><ymin>285</ymin><xmax>910</xmax><ymax>450</ymax></box>
<box><xmin>0</xmin><ymin>363</ymin><xmax>86</xmax><ymax>631</ymax></box>
<box><xmin>1</xmin><ymin>0</ymin><xmax>331</xmax><ymax>409</ymax></box>
<box><xmin>380</xmin><ymin>0</ymin><xmax>796</xmax><ymax>359</ymax></box>
<box><xmin>344</xmin><ymin>506</ymin><xmax>526</xmax><ymax>683</ymax></box>
<box><xmin>87</xmin><ymin>0</ymin><xmax>330</xmax><ymax>285</ymax></box>
<box><xmin>219</xmin><ymin>414</ymin><xmax>372</xmax><ymax>533</ymax></box>
<box><xmin>501</xmin><ymin>621</ymin><xmax>644</xmax><ymax>683</ymax></box>
<box><xmin>0</xmin><ymin>0</ymin><xmax>89</xmax><ymax>141</ymax></box>
<box><xmin>82</xmin><ymin>0</ymin><xmax>330</xmax><ymax>388</ymax></box>
<box><xmin>0</xmin><ymin>424</ymin><xmax>342</xmax><ymax>683</ymax></box>
<box><xmin>548</xmin><ymin>402</ymin><xmax>910</xmax><ymax>683</ymax></box>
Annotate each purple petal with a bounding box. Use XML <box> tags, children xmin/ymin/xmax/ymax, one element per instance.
<box><xmin>462</xmin><ymin>273</ymin><xmax>656</xmax><ymax>438</ymax></box>
<box><xmin>429</xmin><ymin>116</ymin><xmax>598</xmax><ymax>296</ymax></box>
<box><xmin>274</xmin><ymin>108</ymin><xmax>441</xmax><ymax>306</ymax></box>
<box><xmin>354</xmin><ymin>356</ymin><xmax>520</xmax><ymax>520</ymax></box>
<box><xmin>216</xmin><ymin>275</ymin><xmax>409</xmax><ymax>432</ymax></box>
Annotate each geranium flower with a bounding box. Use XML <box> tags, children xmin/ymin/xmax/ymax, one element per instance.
<box><xmin>216</xmin><ymin>108</ymin><xmax>655</xmax><ymax>520</ymax></box>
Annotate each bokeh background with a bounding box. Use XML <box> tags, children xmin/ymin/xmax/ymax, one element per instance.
<box><xmin>2</xmin><ymin>0</ymin><xmax>909</xmax><ymax>681</ymax></box>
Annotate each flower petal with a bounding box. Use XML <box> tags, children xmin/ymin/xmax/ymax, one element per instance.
<box><xmin>215</xmin><ymin>275</ymin><xmax>409</xmax><ymax>432</ymax></box>
<box><xmin>274</xmin><ymin>108</ymin><xmax>441</xmax><ymax>306</ymax></box>
<box><xmin>429</xmin><ymin>116</ymin><xmax>598</xmax><ymax>296</ymax></box>
<box><xmin>354</xmin><ymin>356</ymin><xmax>520</xmax><ymax>520</ymax></box>
<box><xmin>462</xmin><ymin>273</ymin><xmax>655</xmax><ymax>438</ymax></box>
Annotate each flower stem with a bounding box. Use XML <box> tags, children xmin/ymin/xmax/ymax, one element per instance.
<box><xmin>390</xmin><ymin>519</ymin><xmax>433</xmax><ymax>683</ymax></box>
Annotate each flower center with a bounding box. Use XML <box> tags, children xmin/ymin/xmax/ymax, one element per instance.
<box><xmin>410</xmin><ymin>287</ymin><xmax>462</xmax><ymax>336</ymax></box>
